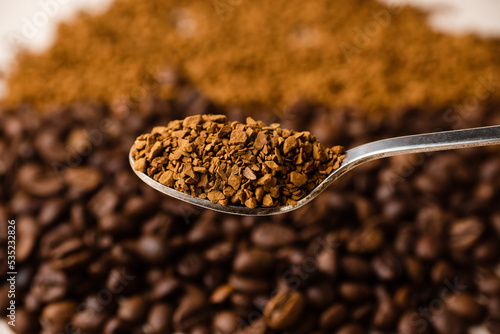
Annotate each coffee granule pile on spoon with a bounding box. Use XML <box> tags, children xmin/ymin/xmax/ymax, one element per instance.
<box><xmin>131</xmin><ymin>114</ymin><xmax>345</xmax><ymax>208</ymax></box>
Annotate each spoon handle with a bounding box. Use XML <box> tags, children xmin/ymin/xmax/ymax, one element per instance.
<box><xmin>345</xmin><ymin>124</ymin><xmax>500</xmax><ymax>168</ymax></box>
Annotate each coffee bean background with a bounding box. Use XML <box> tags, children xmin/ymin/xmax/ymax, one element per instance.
<box><xmin>1</xmin><ymin>73</ymin><xmax>500</xmax><ymax>333</ymax></box>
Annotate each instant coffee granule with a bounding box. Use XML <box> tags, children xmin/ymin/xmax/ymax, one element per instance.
<box><xmin>3</xmin><ymin>0</ymin><xmax>500</xmax><ymax>114</ymax></box>
<box><xmin>132</xmin><ymin>114</ymin><xmax>345</xmax><ymax>208</ymax></box>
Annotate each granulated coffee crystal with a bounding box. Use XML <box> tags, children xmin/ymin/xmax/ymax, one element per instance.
<box><xmin>132</xmin><ymin>115</ymin><xmax>345</xmax><ymax>208</ymax></box>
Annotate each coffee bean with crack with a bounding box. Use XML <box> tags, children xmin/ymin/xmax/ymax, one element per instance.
<box><xmin>263</xmin><ymin>290</ymin><xmax>305</xmax><ymax>330</ymax></box>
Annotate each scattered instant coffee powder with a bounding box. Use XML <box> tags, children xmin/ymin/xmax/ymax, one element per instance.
<box><xmin>132</xmin><ymin>115</ymin><xmax>345</xmax><ymax>208</ymax></box>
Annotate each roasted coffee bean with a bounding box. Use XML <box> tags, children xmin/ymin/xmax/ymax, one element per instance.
<box><xmin>394</xmin><ymin>286</ymin><xmax>417</xmax><ymax>310</ymax></box>
<box><xmin>31</xmin><ymin>265</ymin><xmax>67</xmax><ymax>303</ymax></box>
<box><xmin>213</xmin><ymin>311</ymin><xmax>240</xmax><ymax>334</ymax></box>
<box><xmin>431</xmin><ymin>260</ymin><xmax>455</xmax><ymax>284</ymax></box>
<box><xmin>306</xmin><ymin>282</ymin><xmax>336</xmax><ymax>309</ymax></box>
<box><xmin>398</xmin><ymin>311</ymin><xmax>430</xmax><ymax>334</ymax></box>
<box><xmin>341</xmin><ymin>255</ymin><xmax>372</xmax><ymax>280</ymax></box>
<box><xmin>251</xmin><ymin>223</ymin><xmax>296</xmax><ymax>248</ymax></box>
<box><xmin>210</xmin><ymin>284</ymin><xmax>234</xmax><ymax>304</ymax></box>
<box><xmin>203</xmin><ymin>267</ymin><xmax>226</xmax><ymax>291</ymax></box>
<box><xmin>477</xmin><ymin>275</ymin><xmax>500</xmax><ymax>295</ymax></box>
<box><xmin>394</xmin><ymin>224</ymin><xmax>416</xmax><ymax>255</ymax></box>
<box><xmin>233</xmin><ymin>248</ymin><xmax>274</xmax><ymax>275</ymax></box>
<box><xmin>38</xmin><ymin>198</ymin><xmax>67</xmax><ymax>227</ymax></box>
<box><xmin>105</xmin><ymin>267</ymin><xmax>137</xmax><ymax>295</ymax></box>
<box><xmin>187</xmin><ymin>218</ymin><xmax>222</xmax><ymax>244</ymax></box>
<box><xmin>473</xmin><ymin>239</ymin><xmax>500</xmax><ymax>263</ymax></box>
<box><xmin>316</xmin><ymin>248</ymin><xmax>338</xmax><ymax>277</ymax></box>
<box><xmin>17</xmin><ymin>215</ymin><xmax>38</xmax><ymax>262</ymax></box>
<box><xmin>445</xmin><ymin>293</ymin><xmax>483</xmax><ymax>322</ymax></box>
<box><xmin>89</xmin><ymin>187</ymin><xmax>120</xmax><ymax>218</ymax></box>
<box><xmin>448</xmin><ymin>218</ymin><xmax>484</xmax><ymax>251</ymax></box>
<box><xmin>41</xmin><ymin>300</ymin><xmax>77</xmax><ymax>329</ymax></box>
<box><xmin>414</xmin><ymin>235</ymin><xmax>443</xmax><ymax>260</ymax></box>
<box><xmin>229</xmin><ymin>274</ymin><xmax>270</xmax><ymax>294</ymax></box>
<box><xmin>177</xmin><ymin>251</ymin><xmax>205</xmax><ymax>278</ymax></box>
<box><xmin>372</xmin><ymin>297</ymin><xmax>398</xmax><ymax>330</ymax></box>
<box><xmin>416</xmin><ymin>205</ymin><xmax>447</xmax><ymax>237</ymax></box>
<box><xmin>103</xmin><ymin>317</ymin><xmax>128</xmax><ymax>334</ymax></box>
<box><xmin>190</xmin><ymin>325</ymin><xmax>211</xmax><ymax>334</ymax></box>
<box><xmin>263</xmin><ymin>290</ymin><xmax>305</xmax><ymax>330</ymax></box>
<box><xmin>371</xmin><ymin>250</ymin><xmax>402</xmax><ymax>281</ymax></box>
<box><xmin>339</xmin><ymin>282</ymin><xmax>372</xmax><ymax>303</ymax></box>
<box><xmin>319</xmin><ymin>303</ymin><xmax>348</xmax><ymax>330</ymax></box>
<box><xmin>173</xmin><ymin>285</ymin><xmax>207</xmax><ymax>331</ymax></box>
<box><xmin>431</xmin><ymin>309</ymin><xmax>466</xmax><ymax>334</ymax></box>
<box><xmin>17</xmin><ymin>163</ymin><xmax>65</xmax><ymax>197</ymax></box>
<box><xmin>488</xmin><ymin>296</ymin><xmax>500</xmax><ymax>318</ymax></box>
<box><xmin>117</xmin><ymin>295</ymin><xmax>148</xmax><ymax>324</ymax></box>
<box><xmin>63</xmin><ymin>166</ymin><xmax>102</xmax><ymax>193</ymax></box>
<box><xmin>204</xmin><ymin>241</ymin><xmax>234</xmax><ymax>263</ymax></box>
<box><xmin>72</xmin><ymin>309</ymin><xmax>109</xmax><ymax>332</ymax></box>
<box><xmin>150</xmin><ymin>276</ymin><xmax>181</xmax><ymax>301</ymax></box>
<box><xmin>230</xmin><ymin>292</ymin><xmax>254</xmax><ymax>310</ymax></box>
<box><xmin>347</xmin><ymin>227</ymin><xmax>383</xmax><ymax>253</ymax></box>
<box><xmin>404</xmin><ymin>256</ymin><xmax>424</xmax><ymax>285</ymax></box>
<box><xmin>336</xmin><ymin>323</ymin><xmax>367</xmax><ymax>334</ymax></box>
<box><xmin>351</xmin><ymin>303</ymin><xmax>373</xmax><ymax>323</ymax></box>
<box><xmin>145</xmin><ymin>302</ymin><xmax>173</xmax><ymax>333</ymax></box>
<box><xmin>137</xmin><ymin>235</ymin><xmax>169</xmax><ymax>263</ymax></box>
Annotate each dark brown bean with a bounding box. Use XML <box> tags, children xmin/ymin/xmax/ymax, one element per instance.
<box><xmin>213</xmin><ymin>311</ymin><xmax>240</xmax><ymax>334</ymax></box>
<box><xmin>72</xmin><ymin>309</ymin><xmax>108</xmax><ymax>332</ymax></box>
<box><xmin>117</xmin><ymin>295</ymin><xmax>148</xmax><ymax>324</ymax></box>
<box><xmin>31</xmin><ymin>265</ymin><xmax>67</xmax><ymax>303</ymax></box>
<box><xmin>335</xmin><ymin>323</ymin><xmax>367</xmax><ymax>334</ymax></box>
<box><xmin>319</xmin><ymin>303</ymin><xmax>348</xmax><ymax>330</ymax></box>
<box><xmin>263</xmin><ymin>290</ymin><xmax>304</xmax><ymax>330</ymax></box>
<box><xmin>306</xmin><ymin>282</ymin><xmax>336</xmax><ymax>309</ymax></box>
<box><xmin>41</xmin><ymin>300</ymin><xmax>77</xmax><ymax>329</ymax></box>
<box><xmin>229</xmin><ymin>274</ymin><xmax>270</xmax><ymax>294</ymax></box>
<box><xmin>347</xmin><ymin>227</ymin><xmax>383</xmax><ymax>253</ymax></box>
<box><xmin>430</xmin><ymin>309</ymin><xmax>466</xmax><ymax>334</ymax></box>
<box><xmin>137</xmin><ymin>235</ymin><xmax>169</xmax><ymax>263</ymax></box>
<box><xmin>145</xmin><ymin>303</ymin><xmax>173</xmax><ymax>333</ymax></box>
<box><xmin>339</xmin><ymin>282</ymin><xmax>372</xmax><ymax>303</ymax></box>
<box><xmin>341</xmin><ymin>256</ymin><xmax>372</xmax><ymax>280</ymax></box>
<box><xmin>445</xmin><ymin>293</ymin><xmax>483</xmax><ymax>322</ymax></box>
<box><xmin>251</xmin><ymin>223</ymin><xmax>296</xmax><ymax>248</ymax></box>
<box><xmin>17</xmin><ymin>215</ymin><xmax>39</xmax><ymax>262</ymax></box>
<box><xmin>448</xmin><ymin>218</ymin><xmax>484</xmax><ymax>251</ymax></box>
<box><xmin>398</xmin><ymin>311</ymin><xmax>430</xmax><ymax>334</ymax></box>
<box><xmin>372</xmin><ymin>297</ymin><xmax>398</xmax><ymax>330</ymax></box>
<box><xmin>415</xmin><ymin>235</ymin><xmax>443</xmax><ymax>260</ymax></box>
<box><xmin>316</xmin><ymin>247</ymin><xmax>338</xmax><ymax>277</ymax></box>
<box><xmin>150</xmin><ymin>276</ymin><xmax>181</xmax><ymax>300</ymax></box>
<box><xmin>371</xmin><ymin>250</ymin><xmax>402</xmax><ymax>281</ymax></box>
<box><xmin>233</xmin><ymin>248</ymin><xmax>274</xmax><ymax>275</ymax></box>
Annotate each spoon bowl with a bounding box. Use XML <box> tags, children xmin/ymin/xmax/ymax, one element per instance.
<box><xmin>130</xmin><ymin>124</ymin><xmax>500</xmax><ymax>216</ymax></box>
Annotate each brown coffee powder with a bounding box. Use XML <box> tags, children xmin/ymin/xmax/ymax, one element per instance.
<box><xmin>131</xmin><ymin>114</ymin><xmax>344</xmax><ymax>208</ymax></box>
<box><xmin>3</xmin><ymin>0</ymin><xmax>500</xmax><ymax>113</ymax></box>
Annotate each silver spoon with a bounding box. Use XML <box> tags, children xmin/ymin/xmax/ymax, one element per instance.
<box><xmin>130</xmin><ymin>124</ymin><xmax>500</xmax><ymax>216</ymax></box>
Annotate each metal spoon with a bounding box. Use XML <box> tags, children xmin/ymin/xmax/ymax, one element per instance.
<box><xmin>130</xmin><ymin>124</ymin><xmax>500</xmax><ymax>216</ymax></box>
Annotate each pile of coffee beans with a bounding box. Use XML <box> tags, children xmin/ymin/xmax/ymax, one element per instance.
<box><xmin>132</xmin><ymin>114</ymin><xmax>344</xmax><ymax>208</ymax></box>
<box><xmin>1</xmin><ymin>74</ymin><xmax>500</xmax><ymax>334</ymax></box>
